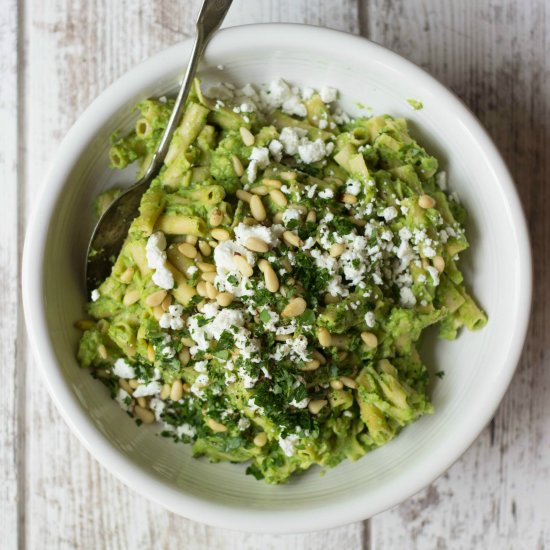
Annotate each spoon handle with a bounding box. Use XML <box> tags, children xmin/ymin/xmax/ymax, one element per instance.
<box><xmin>141</xmin><ymin>0</ymin><xmax>233</xmax><ymax>182</ymax></box>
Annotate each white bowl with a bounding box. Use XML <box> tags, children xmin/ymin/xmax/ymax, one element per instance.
<box><xmin>22</xmin><ymin>24</ymin><xmax>532</xmax><ymax>533</ymax></box>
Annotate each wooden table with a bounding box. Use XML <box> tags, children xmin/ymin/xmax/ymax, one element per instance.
<box><xmin>2</xmin><ymin>1</ymin><xmax>548</xmax><ymax>548</ymax></box>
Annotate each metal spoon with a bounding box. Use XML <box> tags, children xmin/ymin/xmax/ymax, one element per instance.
<box><xmin>86</xmin><ymin>0</ymin><xmax>233</xmax><ymax>294</ymax></box>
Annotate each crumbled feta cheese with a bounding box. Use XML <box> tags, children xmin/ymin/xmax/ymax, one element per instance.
<box><xmin>365</xmin><ymin>311</ymin><xmax>376</xmax><ymax>328</ymax></box>
<box><xmin>282</xmin><ymin>95</ymin><xmax>307</xmax><ymax>117</ymax></box>
<box><xmin>249</xmin><ymin>146</ymin><xmax>270</xmax><ymax>168</ymax></box>
<box><xmin>345</xmin><ymin>178</ymin><xmax>361</xmax><ymax>196</ymax></box>
<box><xmin>234</xmin><ymin>222</ymin><xmax>284</xmax><ymax>248</ymax></box>
<box><xmin>298</xmin><ymin>138</ymin><xmax>331</xmax><ymax>164</ymax></box>
<box><xmin>426</xmin><ymin>266</ymin><xmax>441</xmax><ymax>286</ymax></box>
<box><xmin>91</xmin><ymin>289</ymin><xmax>100</xmax><ymax>302</ymax></box>
<box><xmin>115</xmin><ymin>388</ymin><xmax>132</xmax><ymax>412</ymax></box>
<box><xmin>133</xmin><ymin>381</ymin><xmax>162</xmax><ymax>398</ymax></box>
<box><xmin>289</xmin><ymin>397</ymin><xmax>310</xmax><ymax>409</ymax></box>
<box><xmin>238</xmin><ymin>418</ymin><xmax>251</xmax><ymax>431</ymax></box>
<box><xmin>400</xmin><ymin>286</ymin><xmax>417</xmax><ymax>308</ymax></box>
<box><xmin>278</xmin><ymin>434</ymin><xmax>300</xmax><ymax>457</ymax></box>
<box><xmin>320</xmin><ymin>85</ymin><xmax>338</xmax><ymax>103</ymax></box>
<box><xmin>176</xmin><ymin>423</ymin><xmax>196</xmax><ymax>438</ymax></box>
<box><xmin>268</xmin><ymin>139</ymin><xmax>283</xmax><ymax>162</ymax></box>
<box><xmin>112</xmin><ymin>358</ymin><xmax>136</xmax><ymax>379</ymax></box>
<box><xmin>282</xmin><ymin>207</ymin><xmax>302</xmax><ymax>225</ymax></box>
<box><xmin>146</xmin><ymin>231</ymin><xmax>174</xmax><ymax>290</ymax></box>
<box><xmin>382</xmin><ymin>206</ymin><xmax>398</xmax><ymax>222</ymax></box>
<box><xmin>318</xmin><ymin>188</ymin><xmax>334</xmax><ymax>199</ymax></box>
<box><xmin>279</xmin><ymin>127</ymin><xmax>307</xmax><ymax>155</ymax></box>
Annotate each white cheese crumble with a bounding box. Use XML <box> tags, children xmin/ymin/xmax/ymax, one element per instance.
<box><xmin>91</xmin><ymin>289</ymin><xmax>100</xmax><ymax>302</ymax></box>
<box><xmin>115</xmin><ymin>389</ymin><xmax>132</xmax><ymax>412</ymax></box>
<box><xmin>282</xmin><ymin>207</ymin><xmax>302</xmax><ymax>225</ymax></box>
<box><xmin>318</xmin><ymin>188</ymin><xmax>334</xmax><ymax>199</ymax></box>
<box><xmin>146</xmin><ymin>232</ymin><xmax>174</xmax><ymax>290</ymax></box>
<box><xmin>133</xmin><ymin>381</ymin><xmax>162</xmax><ymax>398</ymax></box>
<box><xmin>233</xmin><ymin>222</ymin><xmax>284</xmax><ymax>248</ymax></box>
<box><xmin>278</xmin><ymin>434</ymin><xmax>300</xmax><ymax>457</ymax></box>
<box><xmin>159</xmin><ymin>304</ymin><xmax>184</xmax><ymax>330</ymax></box>
<box><xmin>345</xmin><ymin>178</ymin><xmax>361</xmax><ymax>196</ymax></box>
<box><xmin>320</xmin><ymin>85</ymin><xmax>338</xmax><ymax>103</ymax></box>
<box><xmin>364</xmin><ymin>311</ymin><xmax>376</xmax><ymax>328</ymax></box>
<box><xmin>382</xmin><ymin>206</ymin><xmax>398</xmax><ymax>222</ymax></box>
<box><xmin>112</xmin><ymin>358</ymin><xmax>136</xmax><ymax>379</ymax></box>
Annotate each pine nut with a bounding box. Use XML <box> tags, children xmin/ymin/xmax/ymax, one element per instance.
<box><xmin>273</xmin><ymin>212</ymin><xmax>284</xmax><ymax>224</ymax></box>
<box><xmin>182</xmin><ymin>383</ymin><xmax>191</xmax><ymax>393</ymax></box>
<box><xmin>250</xmin><ymin>185</ymin><xmax>269</xmax><ymax>195</ymax></box>
<box><xmin>123</xmin><ymin>289</ymin><xmax>140</xmax><ymax>306</ymax></box>
<box><xmin>216</xmin><ymin>292</ymin><xmax>234</xmax><ymax>307</ymax></box>
<box><xmin>419</xmin><ymin>194</ymin><xmax>436</xmax><ymax>209</ymax></box>
<box><xmin>317</xmin><ymin>327</ymin><xmax>332</xmax><ymax>347</ymax></box>
<box><xmin>134</xmin><ymin>405</ymin><xmax>155</xmax><ymax>424</ymax></box>
<box><xmin>201</xmin><ymin>271</ymin><xmax>216</xmax><ymax>283</ymax></box>
<box><xmin>178</xmin><ymin>242</ymin><xmax>197</xmax><ymax>259</ymax></box>
<box><xmin>205</xmin><ymin>281</ymin><xmax>218</xmax><ymax>300</ymax></box>
<box><xmin>324</xmin><ymin>293</ymin><xmax>339</xmax><ymax>304</ymax></box>
<box><xmin>161</xmin><ymin>293</ymin><xmax>172</xmax><ymax>311</ymax></box>
<box><xmin>312</xmin><ymin>350</ymin><xmax>327</xmax><ymax>364</ymax></box>
<box><xmin>302</xmin><ymin>359</ymin><xmax>320</xmax><ymax>371</ymax></box>
<box><xmin>160</xmin><ymin>383</ymin><xmax>171</xmax><ymax>400</ymax></box>
<box><xmin>330</xmin><ymin>379</ymin><xmax>344</xmax><ymax>390</ymax></box>
<box><xmin>232</xmin><ymin>154</ymin><xmax>244</xmax><ymax>177</ymax></box>
<box><xmin>129</xmin><ymin>379</ymin><xmax>139</xmax><ymax>389</ymax></box>
<box><xmin>152</xmin><ymin>306</ymin><xmax>164</xmax><ymax>320</ymax></box>
<box><xmin>181</xmin><ymin>337</ymin><xmax>195</xmax><ymax>347</ymax></box>
<box><xmin>196</xmin><ymin>281</ymin><xmax>207</xmax><ymax>297</ymax></box>
<box><xmin>209</xmin><ymin>209</ymin><xmax>224</xmax><ymax>227</ymax></box>
<box><xmin>308</xmin><ymin>399</ymin><xmax>327</xmax><ymax>414</ymax></box>
<box><xmin>145</xmin><ymin>289</ymin><xmax>167</xmax><ymax>307</ymax></box>
<box><xmin>170</xmin><ymin>379</ymin><xmax>183</xmax><ymax>401</ymax></box>
<box><xmin>289</xmin><ymin>203</ymin><xmax>308</xmax><ymax>214</ymax></box>
<box><xmin>234</xmin><ymin>254</ymin><xmax>253</xmax><ymax>277</ymax></box>
<box><xmin>306</xmin><ymin>210</ymin><xmax>317</xmax><ymax>223</ymax></box>
<box><xmin>243</xmin><ymin>217</ymin><xmax>258</xmax><ymax>226</ymax></box>
<box><xmin>119</xmin><ymin>267</ymin><xmax>135</xmax><ymax>284</ymax></box>
<box><xmin>281</xmin><ymin>258</ymin><xmax>292</xmax><ymax>272</ymax></box>
<box><xmin>253</xmin><ymin>432</ymin><xmax>267</xmax><ymax>447</ymax></box>
<box><xmin>197</xmin><ymin>261</ymin><xmax>216</xmax><ymax>273</ymax></box>
<box><xmin>236</xmin><ymin>189</ymin><xmax>252</xmax><ymax>202</ymax></box>
<box><xmin>239</xmin><ymin>126</ymin><xmax>255</xmax><ymax>146</ymax></box>
<box><xmin>263</xmin><ymin>178</ymin><xmax>282</xmax><ymax>188</ymax></box>
<box><xmin>185</xmin><ymin>235</ymin><xmax>198</xmax><ymax>245</ymax></box>
<box><xmin>281</xmin><ymin>297</ymin><xmax>307</xmax><ymax>318</ymax></box>
<box><xmin>245</xmin><ymin>237</ymin><xmax>269</xmax><ymax>253</ymax></box>
<box><xmin>207</xmin><ymin>418</ymin><xmax>228</xmax><ymax>432</ymax></box>
<box><xmin>179</xmin><ymin>347</ymin><xmax>190</xmax><ymax>365</ymax></box>
<box><xmin>198</xmin><ymin>240</ymin><xmax>212</xmax><ymax>256</ymax></box>
<box><xmin>283</xmin><ymin>231</ymin><xmax>302</xmax><ymax>247</ymax></box>
<box><xmin>119</xmin><ymin>379</ymin><xmax>133</xmax><ymax>395</ymax></box>
<box><xmin>97</xmin><ymin>344</ymin><xmax>108</xmax><ymax>360</ymax></box>
<box><xmin>137</xmin><ymin>396</ymin><xmax>148</xmax><ymax>408</ymax></box>
<box><xmin>250</xmin><ymin>195</ymin><xmax>267</xmax><ymax>221</ymax></box>
<box><xmin>147</xmin><ymin>344</ymin><xmax>155</xmax><ymax>362</ymax></box>
<box><xmin>433</xmin><ymin>255</ymin><xmax>445</xmax><ymax>273</ymax></box>
<box><xmin>342</xmin><ymin>193</ymin><xmax>357</xmax><ymax>204</ymax></box>
<box><xmin>270</xmin><ymin>188</ymin><xmax>288</xmax><ymax>207</ymax></box>
<box><xmin>211</xmin><ymin>228</ymin><xmax>230</xmax><ymax>241</ymax></box>
<box><xmin>340</xmin><ymin>376</ymin><xmax>357</xmax><ymax>389</ymax></box>
<box><xmin>259</xmin><ymin>259</ymin><xmax>279</xmax><ymax>292</ymax></box>
<box><xmin>361</xmin><ymin>331</ymin><xmax>378</xmax><ymax>348</ymax></box>
<box><xmin>329</xmin><ymin>243</ymin><xmax>346</xmax><ymax>257</ymax></box>
<box><xmin>279</xmin><ymin>171</ymin><xmax>297</xmax><ymax>180</ymax></box>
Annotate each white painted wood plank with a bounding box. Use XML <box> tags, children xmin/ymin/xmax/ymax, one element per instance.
<box><xmin>0</xmin><ymin>1</ymin><xmax>22</xmax><ymax>549</ymax></box>
<box><xmin>23</xmin><ymin>1</ymin><xmax>366</xmax><ymax>548</ymax></box>
<box><xmin>362</xmin><ymin>1</ymin><xmax>550</xmax><ymax>548</ymax></box>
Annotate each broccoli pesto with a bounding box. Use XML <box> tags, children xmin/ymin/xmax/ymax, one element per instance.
<box><xmin>77</xmin><ymin>78</ymin><xmax>487</xmax><ymax>484</ymax></box>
